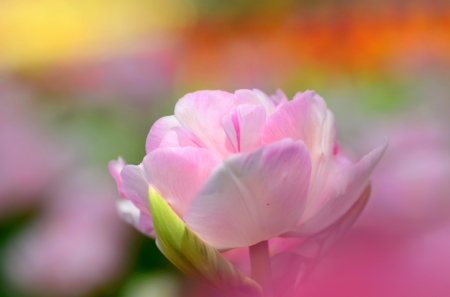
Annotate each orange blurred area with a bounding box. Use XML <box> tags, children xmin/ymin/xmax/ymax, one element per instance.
<box><xmin>180</xmin><ymin>1</ymin><xmax>450</xmax><ymax>85</ymax></box>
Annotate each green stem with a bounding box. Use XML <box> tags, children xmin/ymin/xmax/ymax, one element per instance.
<box><xmin>249</xmin><ymin>240</ymin><xmax>273</xmax><ymax>297</ymax></box>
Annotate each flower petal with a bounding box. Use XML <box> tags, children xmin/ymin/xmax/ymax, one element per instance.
<box><xmin>116</xmin><ymin>198</ymin><xmax>155</xmax><ymax>238</ymax></box>
<box><xmin>174</xmin><ymin>90</ymin><xmax>236</xmax><ymax>158</ymax></box>
<box><xmin>184</xmin><ymin>139</ymin><xmax>312</xmax><ymax>250</ymax></box>
<box><xmin>145</xmin><ymin>116</ymin><xmax>200</xmax><ymax>153</ymax></box>
<box><xmin>121</xmin><ymin>164</ymin><xmax>152</xmax><ymax>215</ymax></box>
<box><xmin>270</xmin><ymin>89</ymin><xmax>289</xmax><ymax>108</ymax></box>
<box><xmin>287</xmin><ymin>141</ymin><xmax>388</xmax><ymax>236</ymax></box>
<box><xmin>261</xmin><ymin>91</ymin><xmax>340</xmax><ymax>224</ymax></box>
<box><xmin>222</xmin><ymin>104</ymin><xmax>266</xmax><ymax>153</ymax></box>
<box><xmin>108</xmin><ymin>157</ymin><xmax>126</xmax><ymax>198</ymax></box>
<box><xmin>272</xmin><ymin>184</ymin><xmax>371</xmax><ymax>295</ymax></box>
<box><xmin>235</xmin><ymin>89</ymin><xmax>279</xmax><ymax>116</ymax></box>
<box><xmin>143</xmin><ymin>147</ymin><xmax>221</xmax><ymax>217</ymax></box>
<box><xmin>261</xmin><ymin>90</ymin><xmax>336</xmax><ymax>159</ymax></box>
<box><xmin>237</xmin><ymin>104</ymin><xmax>266</xmax><ymax>153</ymax></box>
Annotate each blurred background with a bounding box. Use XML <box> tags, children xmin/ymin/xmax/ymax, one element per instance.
<box><xmin>0</xmin><ymin>0</ymin><xmax>449</xmax><ymax>296</ymax></box>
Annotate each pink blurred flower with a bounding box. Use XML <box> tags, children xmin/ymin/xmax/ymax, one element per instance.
<box><xmin>0</xmin><ymin>80</ymin><xmax>66</xmax><ymax>218</ymax></box>
<box><xmin>111</xmin><ymin>89</ymin><xmax>386</xmax><ymax>251</ymax></box>
<box><xmin>3</xmin><ymin>170</ymin><xmax>131</xmax><ymax>296</ymax></box>
<box><xmin>285</xmin><ymin>124</ymin><xmax>450</xmax><ymax>297</ymax></box>
<box><xmin>41</xmin><ymin>46</ymin><xmax>178</xmax><ymax>105</ymax></box>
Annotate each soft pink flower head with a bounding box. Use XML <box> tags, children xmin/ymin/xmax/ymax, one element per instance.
<box><xmin>110</xmin><ymin>89</ymin><xmax>386</xmax><ymax>250</ymax></box>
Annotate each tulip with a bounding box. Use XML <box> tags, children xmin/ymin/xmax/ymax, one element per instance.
<box><xmin>110</xmin><ymin>89</ymin><xmax>386</xmax><ymax>294</ymax></box>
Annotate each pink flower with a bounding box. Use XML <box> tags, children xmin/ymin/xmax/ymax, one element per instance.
<box><xmin>110</xmin><ymin>89</ymin><xmax>386</xmax><ymax>251</ymax></box>
<box><xmin>109</xmin><ymin>158</ymin><xmax>155</xmax><ymax>237</ymax></box>
<box><xmin>4</xmin><ymin>170</ymin><xmax>131</xmax><ymax>296</ymax></box>
<box><xmin>0</xmin><ymin>80</ymin><xmax>67</xmax><ymax>218</ymax></box>
<box><xmin>283</xmin><ymin>124</ymin><xmax>450</xmax><ymax>297</ymax></box>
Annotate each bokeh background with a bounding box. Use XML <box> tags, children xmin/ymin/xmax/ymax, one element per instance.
<box><xmin>0</xmin><ymin>0</ymin><xmax>449</xmax><ymax>296</ymax></box>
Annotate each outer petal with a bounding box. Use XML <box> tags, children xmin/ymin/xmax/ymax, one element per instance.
<box><xmin>116</xmin><ymin>198</ymin><xmax>155</xmax><ymax>238</ymax></box>
<box><xmin>108</xmin><ymin>157</ymin><xmax>126</xmax><ymax>198</ymax></box>
<box><xmin>270</xmin><ymin>89</ymin><xmax>289</xmax><ymax>108</ymax></box>
<box><xmin>174</xmin><ymin>90</ymin><xmax>235</xmax><ymax>158</ymax></box>
<box><xmin>121</xmin><ymin>164</ymin><xmax>152</xmax><ymax>215</ymax></box>
<box><xmin>143</xmin><ymin>147</ymin><xmax>221</xmax><ymax>216</ymax></box>
<box><xmin>271</xmin><ymin>184</ymin><xmax>371</xmax><ymax>296</ymax></box>
<box><xmin>145</xmin><ymin>116</ymin><xmax>199</xmax><ymax>153</ymax></box>
<box><xmin>261</xmin><ymin>91</ymin><xmax>340</xmax><ymax>222</ymax></box>
<box><xmin>287</xmin><ymin>141</ymin><xmax>388</xmax><ymax>236</ymax></box>
<box><xmin>184</xmin><ymin>139</ymin><xmax>312</xmax><ymax>250</ymax></box>
<box><xmin>235</xmin><ymin>89</ymin><xmax>278</xmax><ymax>116</ymax></box>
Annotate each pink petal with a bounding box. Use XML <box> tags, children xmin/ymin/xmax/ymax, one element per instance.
<box><xmin>287</xmin><ymin>141</ymin><xmax>388</xmax><ymax>236</ymax></box>
<box><xmin>120</xmin><ymin>164</ymin><xmax>152</xmax><ymax>215</ymax></box>
<box><xmin>235</xmin><ymin>89</ymin><xmax>279</xmax><ymax>116</ymax></box>
<box><xmin>143</xmin><ymin>147</ymin><xmax>221</xmax><ymax>216</ymax></box>
<box><xmin>116</xmin><ymin>198</ymin><xmax>155</xmax><ymax>238</ymax></box>
<box><xmin>262</xmin><ymin>90</ymin><xmax>336</xmax><ymax>160</ymax></box>
<box><xmin>174</xmin><ymin>90</ymin><xmax>235</xmax><ymax>158</ymax></box>
<box><xmin>222</xmin><ymin>104</ymin><xmax>266</xmax><ymax>153</ymax></box>
<box><xmin>145</xmin><ymin>116</ymin><xmax>200</xmax><ymax>153</ymax></box>
<box><xmin>221</xmin><ymin>107</ymin><xmax>240</xmax><ymax>153</ymax></box>
<box><xmin>237</xmin><ymin>104</ymin><xmax>266</xmax><ymax>153</ymax></box>
<box><xmin>184</xmin><ymin>139</ymin><xmax>312</xmax><ymax>250</ymax></box>
<box><xmin>146</xmin><ymin>116</ymin><xmax>180</xmax><ymax>153</ymax></box>
<box><xmin>252</xmin><ymin>89</ymin><xmax>279</xmax><ymax>115</ymax></box>
<box><xmin>270</xmin><ymin>89</ymin><xmax>289</xmax><ymax>107</ymax></box>
<box><xmin>261</xmin><ymin>91</ymin><xmax>340</xmax><ymax>223</ymax></box>
<box><xmin>108</xmin><ymin>157</ymin><xmax>126</xmax><ymax>198</ymax></box>
<box><xmin>139</xmin><ymin>211</ymin><xmax>156</xmax><ymax>238</ymax></box>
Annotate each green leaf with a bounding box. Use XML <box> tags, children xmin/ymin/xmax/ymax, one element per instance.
<box><xmin>148</xmin><ymin>187</ymin><xmax>263</xmax><ymax>297</ymax></box>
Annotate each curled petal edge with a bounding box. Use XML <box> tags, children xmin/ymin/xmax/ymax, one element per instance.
<box><xmin>271</xmin><ymin>184</ymin><xmax>371</xmax><ymax>294</ymax></box>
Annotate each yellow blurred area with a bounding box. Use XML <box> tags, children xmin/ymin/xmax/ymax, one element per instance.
<box><xmin>0</xmin><ymin>0</ymin><xmax>195</xmax><ymax>69</ymax></box>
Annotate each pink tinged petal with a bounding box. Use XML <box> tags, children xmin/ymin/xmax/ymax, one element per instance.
<box><xmin>302</xmin><ymin>110</ymin><xmax>340</xmax><ymax>219</ymax></box>
<box><xmin>286</xmin><ymin>141</ymin><xmax>388</xmax><ymax>237</ymax></box>
<box><xmin>222</xmin><ymin>104</ymin><xmax>266</xmax><ymax>153</ymax></box>
<box><xmin>174</xmin><ymin>90</ymin><xmax>235</xmax><ymax>158</ymax></box>
<box><xmin>222</xmin><ymin>107</ymin><xmax>240</xmax><ymax>153</ymax></box>
<box><xmin>261</xmin><ymin>91</ymin><xmax>339</xmax><ymax>221</ymax></box>
<box><xmin>139</xmin><ymin>211</ymin><xmax>156</xmax><ymax>238</ymax></box>
<box><xmin>184</xmin><ymin>139</ymin><xmax>312</xmax><ymax>250</ymax></box>
<box><xmin>235</xmin><ymin>89</ymin><xmax>277</xmax><ymax>116</ymax></box>
<box><xmin>252</xmin><ymin>89</ymin><xmax>278</xmax><ymax>115</ymax></box>
<box><xmin>145</xmin><ymin>116</ymin><xmax>200</xmax><ymax>153</ymax></box>
<box><xmin>143</xmin><ymin>147</ymin><xmax>221</xmax><ymax>217</ymax></box>
<box><xmin>271</xmin><ymin>89</ymin><xmax>289</xmax><ymax>107</ymax></box>
<box><xmin>120</xmin><ymin>164</ymin><xmax>151</xmax><ymax>215</ymax></box>
<box><xmin>116</xmin><ymin>198</ymin><xmax>155</xmax><ymax>238</ymax></box>
<box><xmin>272</xmin><ymin>185</ymin><xmax>371</xmax><ymax>295</ymax></box>
<box><xmin>146</xmin><ymin>116</ymin><xmax>180</xmax><ymax>153</ymax></box>
<box><xmin>108</xmin><ymin>157</ymin><xmax>127</xmax><ymax>198</ymax></box>
<box><xmin>262</xmin><ymin>90</ymin><xmax>336</xmax><ymax>157</ymax></box>
<box><xmin>237</xmin><ymin>104</ymin><xmax>266</xmax><ymax>153</ymax></box>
